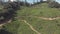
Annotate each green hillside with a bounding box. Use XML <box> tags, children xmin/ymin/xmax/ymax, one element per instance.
<box><xmin>2</xmin><ymin>3</ymin><xmax>60</xmax><ymax>34</ymax></box>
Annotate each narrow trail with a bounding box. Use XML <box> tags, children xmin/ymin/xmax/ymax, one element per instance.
<box><xmin>19</xmin><ymin>16</ymin><xmax>60</xmax><ymax>20</ymax></box>
<box><xmin>21</xmin><ymin>20</ymin><xmax>41</xmax><ymax>34</ymax></box>
<box><xmin>0</xmin><ymin>19</ymin><xmax>12</xmax><ymax>27</ymax></box>
<box><xmin>34</xmin><ymin>16</ymin><xmax>60</xmax><ymax>20</ymax></box>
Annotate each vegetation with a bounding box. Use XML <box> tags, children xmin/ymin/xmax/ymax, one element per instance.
<box><xmin>0</xmin><ymin>0</ymin><xmax>60</xmax><ymax>34</ymax></box>
<box><xmin>0</xmin><ymin>2</ymin><xmax>20</xmax><ymax>24</ymax></box>
<box><xmin>0</xmin><ymin>2</ymin><xmax>60</xmax><ymax>34</ymax></box>
<box><xmin>48</xmin><ymin>1</ymin><xmax>60</xmax><ymax>8</ymax></box>
<box><xmin>0</xmin><ymin>29</ymin><xmax>12</xmax><ymax>34</ymax></box>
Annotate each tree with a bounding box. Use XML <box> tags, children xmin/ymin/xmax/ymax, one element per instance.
<box><xmin>37</xmin><ymin>0</ymin><xmax>38</xmax><ymax>3</ymax></box>
<box><xmin>24</xmin><ymin>0</ymin><xmax>27</xmax><ymax>6</ymax></box>
<box><xmin>0</xmin><ymin>0</ymin><xmax>2</xmax><ymax>5</ymax></box>
<box><xmin>40</xmin><ymin>0</ymin><xmax>43</xmax><ymax>3</ymax></box>
<box><xmin>33</xmin><ymin>0</ymin><xmax>35</xmax><ymax>4</ymax></box>
<box><xmin>47</xmin><ymin>0</ymin><xmax>55</xmax><ymax>3</ymax></box>
<box><xmin>37</xmin><ymin>0</ymin><xmax>41</xmax><ymax>4</ymax></box>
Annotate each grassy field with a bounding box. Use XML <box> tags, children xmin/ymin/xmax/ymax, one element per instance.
<box><xmin>2</xmin><ymin>3</ymin><xmax>60</xmax><ymax>34</ymax></box>
<box><xmin>17</xmin><ymin>3</ymin><xmax>60</xmax><ymax>18</ymax></box>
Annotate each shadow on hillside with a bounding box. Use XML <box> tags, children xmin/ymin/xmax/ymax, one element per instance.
<box><xmin>0</xmin><ymin>12</ymin><xmax>13</xmax><ymax>24</ymax></box>
<box><xmin>0</xmin><ymin>29</ymin><xmax>12</xmax><ymax>34</ymax></box>
<box><xmin>0</xmin><ymin>2</ymin><xmax>20</xmax><ymax>24</ymax></box>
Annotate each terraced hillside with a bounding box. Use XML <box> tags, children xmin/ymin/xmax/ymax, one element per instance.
<box><xmin>1</xmin><ymin>3</ymin><xmax>60</xmax><ymax>34</ymax></box>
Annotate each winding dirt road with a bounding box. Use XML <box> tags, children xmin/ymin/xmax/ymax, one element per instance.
<box><xmin>0</xmin><ymin>15</ymin><xmax>60</xmax><ymax>33</ymax></box>
<box><xmin>20</xmin><ymin>16</ymin><xmax>60</xmax><ymax>34</ymax></box>
<box><xmin>19</xmin><ymin>16</ymin><xmax>60</xmax><ymax>20</ymax></box>
<box><xmin>21</xmin><ymin>20</ymin><xmax>41</xmax><ymax>34</ymax></box>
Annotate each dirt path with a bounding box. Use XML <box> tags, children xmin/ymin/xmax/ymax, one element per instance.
<box><xmin>0</xmin><ymin>20</ymin><xmax>12</xmax><ymax>27</ymax></box>
<box><xmin>34</xmin><ymin>16</ymin><xmax>60</xmax><ymax>20</ymax></box>
<box><xmin>19</xmin><ymin>16</ymin><xmax>60</xmax><ymax>20</ymax></box>
<box><xmin>21</xmin><ymin>20</ymin><xmax>41</xmax><ymax>34</ymax></box>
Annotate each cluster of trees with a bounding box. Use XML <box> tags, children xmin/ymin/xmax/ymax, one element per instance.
<box><xmin>47</xmin><ymin>0</ymin><xmax>60</xmax><ymax>8</ymax></box>
<box><xmin>0</xmin><ymin>0</ymin><xmax>46</xmax><ymax>7</ymax></box>
<box><xmin>0</xmin><ymin>0</ymin><xmax>49</xmax><ymax>7</ymax></box>
<box><xmin>31</xmin><ymin>0</ymin><xmax>47</xmax><ymax>5</ymax></box>
<box><xmin>17</xmin><ymin>0</ymin><xmax>47</xmax><ymax>6</ymax></box>
<box><xmin>18</xmin><ymin>1</ymin><xmax>33</xmax><ymax>7</ymax></box>
<box><xmin>48</xmin><ymin>1</ymin><xmax>60</xmax><ymax>8</ymax></box>
<box><xmin>0</xmin><ymin>2</ymin><xmax>20</xmax><ymax>24</ymax></box>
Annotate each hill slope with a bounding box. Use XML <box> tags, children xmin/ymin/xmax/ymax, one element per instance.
<box><xmin>2</xmin><ymin>3</ymin><xmax>60</xmax><ymax>34</ymax></box>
